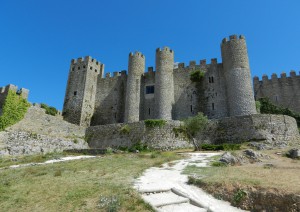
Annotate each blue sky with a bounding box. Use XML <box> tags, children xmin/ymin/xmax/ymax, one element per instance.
<box><xmin>1</xmin><ymin>0</ymin><xmax>300</xmax><ymax>110</ymax></box>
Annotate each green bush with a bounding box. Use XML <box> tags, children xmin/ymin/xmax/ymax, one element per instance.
<box><xmin>190</xmin><ymin>70</ymin><xmax>205</xmax><ymax>82</ymax></box>
<box><xmin>41</xmin><ymin>103</ymin><xmax>58</xmax><ymax>116</ymax></box>
<box><xmin>0</xmin><ymin>90</ymin><xmax>30</xmax><ymax>131</ymax></box>
<box><xmin>183</xmin><ymin>112</ymin><xmax>208</xmax><ymax>138</ymax></box>
<box><xmin>120</xmin><ymin>125</ymin><xmax>131</xmax><ymax>134</ymax></box>
<box><xmin>144</xmin><ymin>119</ymin><xmax>166</xmax><ymax>128</ymax></box>
<box><xmin>201</xmin><ymin>143</ymin><xmax>241</xmax><ymax>151</ymax></box>
<box><xmin>258</xmin><ymin>98</ymin><xmax>300</xmax><ymax>126</ymax></box>
<box><xmin>211</xmin><ymin>161</ymin><xmax>227</xmax><ymax>167</ymax></box>
<box><xmin>129</xmin><ymin>141</ymin><xmax>149</xmax><ymax>152</ymax></box>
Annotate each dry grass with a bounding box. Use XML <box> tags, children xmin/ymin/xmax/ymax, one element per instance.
<box><xmin>0</xmin><ymin>152</ymin><xmax>183</xmax><ymax>211</ymax></box>
<box><xmin>184</xmin><ymin>148</ymin><xmax>300</xmax><ymax>193</ymax></box>
<box><xmin>191</xmin><ymin>152</ymin><xmax>299</xmax><ymax>193</ymax></box>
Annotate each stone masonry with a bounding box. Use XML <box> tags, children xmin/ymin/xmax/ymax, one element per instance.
<box><xmin>63</xmin><ymin>35</ymin><xmax>258</xmax><ymax>127</ymax></box>
<box><xmin>254</xmin><ymin>71</ymin><xmax>300</xmax><ymax>113</ymax></box>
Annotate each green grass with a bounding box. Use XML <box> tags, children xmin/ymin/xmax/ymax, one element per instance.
<box><xmin>144</xmin><ymin>119</ymin><xmax>166</xmax><ymax>128</ymax></box>
<box><xmin>0</xmin><ymin>152</ymin><xmax>182</xmax><ymax>211</ymax></box>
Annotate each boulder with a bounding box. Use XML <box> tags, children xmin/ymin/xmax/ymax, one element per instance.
<box><xmin>219</xmin><ymin>152</ymin><xmax>240</xmax><ymax>165</ymax></box>
<box><xmin>287</xmin><ymin>148</ymin><xmax>300</xmax><ymax>159</ymax></box>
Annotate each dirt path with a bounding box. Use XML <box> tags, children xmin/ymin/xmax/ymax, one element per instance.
<box><xmin>134</xmin><ymin>152</ymin><xmax>248</xmax><ymax>212</ymax></box>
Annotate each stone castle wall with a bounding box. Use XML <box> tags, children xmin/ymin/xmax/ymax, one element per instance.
<box><xmin>86</xmin><ymin>120</ymin><xmax>193</xmax><ymax>151</ymax></box>
<box><xmin>254</xmin><ymin>71</ymin><xmax>300</xmax><ymax>113</ymax></box>
<box><xmin>62</xmin><ymin>35</ymin><xmax>268</xmax><ymax>127</ymax></box>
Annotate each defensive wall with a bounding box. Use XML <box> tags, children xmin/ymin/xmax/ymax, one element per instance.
<box><xmin>0</xmin><ymin>84</ymin><xmax>29</xmax><ymax>115</ymax></box>
<box><xmin>63</xmin><ymin>35</ymin><xmax>257</xmax><ymax>127</ymax></box>
<box><xmin>254</xmin><ymin>71</ymin><xmax>300</xmax><ymax>113</ymax></box>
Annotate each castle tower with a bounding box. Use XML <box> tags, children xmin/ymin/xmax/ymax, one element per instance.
<box><xmin>155</xmin><ymin>47</ymin><xmax>174</xmax><ymax>120</ymax></box>
<box><xmin>62</xmin><ymin>56</ymin><xmax>104</xmax><ymax>127</ymax></box>
<box><xmin>221</xmin><ymin>35</ymin><xmax>257</xmax><ymax>116</ymax></box>
<box><xmin>124</xmin><ymin>52</ymin><xmax>145</xmax><ymax>123</ymax></box>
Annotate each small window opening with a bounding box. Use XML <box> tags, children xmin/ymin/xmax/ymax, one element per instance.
<box><xmin>190</xmin><ymin>105</ymin><xmax>193</xmax><ymax>112</ymax></box>
<box><xmin>78</xmin><ymin>66</ymin><xmax>80</xmax><ymax>70</ymax></box>
<box><xmin>208</xmin><ymin>77</ymin><xmax>211</xmax><ymax>83</ymax></box>
<box><xmin>72</xmin><ymin>67</ymin><xmax>75</xmax><ymax>71</ymax></box>
<box><xmin>146</xmin><ymin>85</ymin><xmax>155</xmax><ymax>94</ymax></box>
<box><xmin>148</xmin><ymin>108</ymin><xmax>151</xmax><ymax>115</ymax></box>
<box><xmin>90</xmin><ymin>67</ymin><xmax>93</xmax><ymax>70</ymax></box>
<box><xmin>114</xmin><ymin>113</ymin><xmax>117</xmax><ymax>119</ymax></box>
<box><xmin>95</xmin><ymin>69</ymin><xmax>97</xmax><ymax>73</ymax></box>
<box><xmin>74</xmin><ymin>91</ymin><xmax>77</xmax><ymax>96</ymax></box>
<box><xmin>83</xmin><ymin>65</ymin><xmax>86</xmax><ymax>69</ymax></box>
<box><xmin>211</xmin><ymin>77</ymin><xmax>214</xmax><ymax>83</ymax></box>
<box><xmin>212</xmin><ymin>103</ymin><xmax>215</xmax><ymax>110</ymax></box>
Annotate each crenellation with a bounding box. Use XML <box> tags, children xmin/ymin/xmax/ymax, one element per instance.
<box><xmin>281</xmin><ymin>72</ymin><xmax>287</xmax><ymax>78</ymax></box>
<box><xmin>63</xmin><ymin>35</ymin><xmax>286</xmax><ymax>127</ymax></box>
<box><xmin>290</xmin><ymin>70</ymin><xmax>296</xmax><ymax>77</ymax></box>
<box><xmin>271</xmin><ymin>73</ymin><xmax>278</xmax><ymax>80</ymax></box>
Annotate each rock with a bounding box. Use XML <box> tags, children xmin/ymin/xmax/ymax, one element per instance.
<box><xmin>219</xmin><ymin>152</ymin><xmax>240</xmax><ymax>165</ymax></box>
<box><xmin>287</xmin><ymin>148</ymin><xmax>300</xmax><ymax>159</ymax></box>
<box><xmin>248</xmin><ymin>142</ymin><xmax>270</xmax><ymax>150</ymax></box>
<box><xmin>243</xmin><ymin>149</ymin><xmax>262</xmax><ymax>159</ymax></box>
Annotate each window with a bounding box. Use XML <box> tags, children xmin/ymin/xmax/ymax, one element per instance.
<box><xmin>148</xmin><ymin>108</ymin><xmax>151</xmax><ymax>115</ymax></box>
<box><xmin>190</xmin><ymin>105</ymin><xmax>193</xmax><ymax>112</ymax></box>
<box><xmin>212</xmin><ymin>103</ymin><xmax>215</xmax><ymax>110</ymax></box>
<box><xmin>95</xmin><ymin>69</ymin><xmax>97</xmax><ymax>73</ymax></box>
<box><xmin>78</xmin><ymin>66</ymin><xmax>80</xmax><ymax>70</ymax></box>
<box><xmin>83</xmin><ymin>65</ymin><xmax>86</xmax><ymax>69</ymax></box>
<box><xmin>90</xmin><ymin>67</ymin><xmax>93</xmax><ymax>70</ymax></box>
<box><xmin>72</xmin><ymin>67</ymin><xmax>75</xmax><ymax>71</ymax></box>
<box><xmin>209</xmin><ymin>76</ymin><xmax>214</xmax><ymax>83</ymax></box>
<box><xmin>146</xmin><ymin>85</ymin><xmax>154</xmax><ymax>94</ymax></box>
<box><xmin>74</xmin><ymin>91</ymin><xmax>77</xmax><ymax>96</ymax></box>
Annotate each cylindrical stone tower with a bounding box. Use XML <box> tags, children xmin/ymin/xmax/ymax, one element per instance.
<box><xmin>124</xmin><ymin>52</ymin><xmax>145</xmax><ymax>123</ymax></box>
<box><xmin>155</xmin><ymin>47</ymin><xmax>174</xmax><ymax>120</ymax></box>
<box><xmin>221</xmin><ymin>35</ymin><xmax>257</xmax><ymax>116</ymax></box>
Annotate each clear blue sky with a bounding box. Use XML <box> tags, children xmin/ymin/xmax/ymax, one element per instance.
<box><xmin>1</xmin><ymin>0</ymin><xmax>300</xmax><ymax>110</ymax></box>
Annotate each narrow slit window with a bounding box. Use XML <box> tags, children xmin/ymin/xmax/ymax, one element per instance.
<box><xmin>190</xmin><ymin>105</ymin><xmax>193</xmax><ymax>112</ymax></box>
<box><xmin>72</xmin><ymin>67</ymin><xmax>75</xmax><ymax>71</ymax></box>
<box><xmin>208</xmin><ymin>77</ymin><xmax>211</xmax><ymax>83</ymax></box>
<box><xmin>148</xmin><ymin>108</ymin><xmax>151</xmax><ymax>115</ymax></box>
<box><xmin>78</xmin><ymin>66</ymin><xmax>80</xmax><ymax>70</ymax></box>
<box><xmin>211</xmin><ymin>77</ymin><xmax>214</xmax><ymax>83</ymax></box>
<box><xmin>90</xmin><ymin>67</ymin><xmax>93</xmax><ymax>70</ymax></box>
<box><xmin>74</xmin><ymin>91</ymin><xmax>77</xmax><ymax>96</ymax></box>
<box><xmin>114</xmin><ymin>113</ymin><xmax>117</xmax><ymax>119</ymax></box>
<box><xmin>212</xmin><ymin>103</ymin><xmax>215</xmax><ymax>110</ymax></box>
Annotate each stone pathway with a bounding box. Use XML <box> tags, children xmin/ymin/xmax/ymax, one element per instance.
<box><xmin>0</xmin><ymin>155</ymin><xmax>96</xmax><ymax>170</ymax></box>
<box><xmin>134</xmin><ymin>153</ymin><xmax>248</xmax><ymax>212</ymax></box>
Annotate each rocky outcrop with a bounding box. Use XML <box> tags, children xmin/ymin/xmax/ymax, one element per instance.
<box><xmin>0</xmin><ymin>105</ymin><xmax>88</xmax><ymax>156</ymax></box>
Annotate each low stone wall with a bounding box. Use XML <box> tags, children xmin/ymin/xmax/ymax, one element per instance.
<box><xmin>86</xmin><ymin>120</ymin><xmax>193</xmax><ymax>151</ymax></box>
<box><xmin>197</xmin><ymin>114</ymin><xmax>300</xmax><ymax>146</ymax></box>
<box><xmin>0</xmin><ymin>106</ymin><xmax>88</xmax><ymax>156</ymax></box>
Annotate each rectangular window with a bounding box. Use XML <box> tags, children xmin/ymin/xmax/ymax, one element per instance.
<box><xmin>212</xmin><ymin>103</ymin><xmax>215</xmax><ymax>110</ymax></box>
<box><xmin>146</xmin><ymin>85</ymin><xmax>155</xmax><ymax>94</ymax></box>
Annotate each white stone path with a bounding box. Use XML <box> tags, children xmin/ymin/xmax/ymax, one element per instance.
<box><xmin>134</xmin><ymin>153</ymin><xmax>248</xmax><ymax>212</ymax></box>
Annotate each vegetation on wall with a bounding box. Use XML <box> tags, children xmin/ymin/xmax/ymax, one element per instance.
<box><xmin>41</xmin><ymin>103</ymin><xmax>58</xmax><ymax>116</ymax></box>
<box><xmin>257</xmin><ymin>98</ymin><xmax>300</xmax><ymax>126</ymax></box>
<box><xmin>144</xmin><ymin>119</ymin><xmax>166</xmax><ymax>128</ymax></box>
<box><xmin>0</xmin><ymin>90</ymin><xmax>30</xmax><ymax>131</ymax></box>
<box><xmin>190</xmin><ymin>70</ymin><xmax>205</xmax><ymax>82</ymax></box>
<box><xmin>120</xmin><ymin>124</ymin><xmax>131</xmax><ymax>134</ymax></box>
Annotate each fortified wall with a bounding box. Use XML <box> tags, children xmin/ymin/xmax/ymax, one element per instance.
<box><xmin>0</xmin><ymin>84</ymin><xmax>29</xmax><ymax>115</ymax></box>
<box><xmin>254</xmin><ymin>71</ymin><xmax>300</xmax><ymax>113</ymax></box>
<box><xmin>63</xmin><ymin>35</ymin><xmax>257</xmax><ymax>127</ymax></box>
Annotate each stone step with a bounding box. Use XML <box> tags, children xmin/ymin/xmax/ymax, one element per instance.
<box><xmin>142</xmin><ymin>191</ymin><xmax>189</xmax><ymax>208</ymax></box>
<box><xmin>158</xmin><ymin>202</ymin><xmax>207</xmax><ymax>212</ymax></box>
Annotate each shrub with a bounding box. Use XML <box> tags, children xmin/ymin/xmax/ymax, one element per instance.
<box><xmin>233</xmin><ymin>189</ymin><xmax>247</xmax><ymax>204</ymax></box>
<box><xmin>120</xmin><ymin>125</ymin><xmax>131</xmax><ymax>134</ymax></box>
<box><xmin>144</xmin><ymin>119</ymin><xmax>166</xmax><ymax>128</ymax></box>
<box><xmin>41</xmin><ymin>103</ymin><xmax>58</xmax><ymax>116</ymax></box>
<box><xmin>129</xmin><ymin>141</ymin><xmax>149</xmax><ymax>152</ymax></box>
<box><xmin>201</xmin><ymin>143</ymin><xmax>241</xmax><ymax>151</ymax></box>
<box><xmin>190</xmin><ymin>70</ymin><xmax>205</xmax><ymax>82</ymax></box>
<box><xmin>211</xmin><ymin>161</ymin><xmax>227</xmax><ymax>167</ymax></box>
<box><xmin>0</xmin><ymin>90</ymin><xmax>30</xmax><ymax>131</ymax></box>
<box><xmin>258</xmin><ymin>98</ymin><xmax>300</xmax><ymax>126</ymax></box>
<box><xmin>183</xmin><ymin>112</ymin><xmax>208</xmax><ymax>138</ymax></box>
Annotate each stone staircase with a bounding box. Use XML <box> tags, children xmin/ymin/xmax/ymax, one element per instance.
<box><xmin>139</xmin><ymin>188</ymin><xmax>208</xmax><ymax>212</ymax></box>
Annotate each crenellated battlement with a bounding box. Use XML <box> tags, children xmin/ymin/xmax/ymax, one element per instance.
<box><xmin>176</xmin><ymin>58</ymin><xmax>219</xmax><ymax>69</ymax></box>
<box><xmin>71</xmin><ymin>56</ymin><xmax>103</xmax><ymax>67</ymax></box>
<box><xmin>156</xmin><ymin>46</ymin><xmax>173</xmax><ymax>54</ymax></box>
<box><xmin>253</xmin><ymin>70</ymin><xmax>300</xmax><ymax>81</ymax></box>
<box><xmin>221</xmin><ymin>34</ymin><xmax>245</xmax><ymax>44</ymax></box>
<box><xmin>129</xmin><ymin>51</ymin><xmax>144</xmax><ymax>58</ymax></box>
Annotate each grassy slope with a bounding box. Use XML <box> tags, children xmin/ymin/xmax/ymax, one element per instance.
<box><xmin>0</xmin><ymin>152</ymin><xmax>182</xmax><ymax>212</ymax></box>
<box><xmin>184</xmin><ymin>148</ymin><xmax>300</xmax><ymax>193</ymax></box>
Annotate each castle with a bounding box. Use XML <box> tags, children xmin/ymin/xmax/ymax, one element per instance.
<box><xmin>62</xmin><ymin>35</ymin><xmax>258</xmax><ymax>127</ymax></box>
<box><xmin>254</xmin><ymin>72</ymin><xmax>300</xmax><ymax>113</ymax></box>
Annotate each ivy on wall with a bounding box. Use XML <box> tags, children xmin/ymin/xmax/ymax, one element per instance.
<box><xmin>0</xmin><ymin>90</ymin><xmax>30</xmax><ymax>131</ymax></box>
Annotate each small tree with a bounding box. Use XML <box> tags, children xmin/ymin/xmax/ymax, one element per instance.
<box><xmin>190</xmin><ymin>70</ymin><xmax>205</xmax><ymax>82</ymax></box>
<box><xmin>183</xmin><ymin>112</ymin><xmax>208</xmax><ymax>151</ymax></box>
